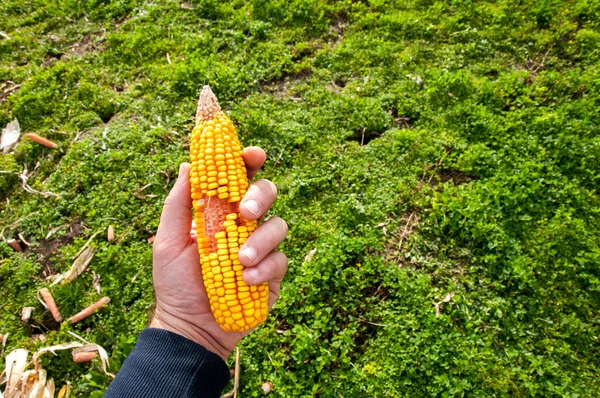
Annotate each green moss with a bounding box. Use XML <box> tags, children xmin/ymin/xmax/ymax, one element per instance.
<box><xmin>0</xmin><ymin>0</ymin><xmax>599</xmax><ymax>396</ymax></box>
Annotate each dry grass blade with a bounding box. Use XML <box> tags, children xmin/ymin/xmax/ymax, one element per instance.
<box><xmin>17</xmin><ymin>234</ymin><xmax>30</xmax><ymax>246</ymax></box>
<box><xmin>72</xmin><ymin>232</ymin><xmax>100</xmax><ymax>260</ymax></box>
<box><xmin>44</xmin><ymin>225</ymin><xmax>68</xmax><ymax>240</ymax></box>
<box><xmin>15</xmin><ymin>165</ymin><xmax>60</xmax><ymax>199</ymax></box>
<box><xmin>433</xmin><ymin>291</ymin><xmax>455</xmax><ymax>318</ymax></box>
<box><xmin>91</xmin><ymin>272</ymin><xmax>101</xmax><ymax>294</ymax></box>
<box><xmin>51</xmin><ymin>247</ymin><xmax>95</xmax><ymax>286</ymax></box>
<box><xmin>304</xmin><ymin>248</ymin><xmax>317</xmax><ymax>263</ymax></box>
<box><xmin>220</xmin><ymin>347</ymin><xmax>240</xmax><ymax>398</ymax></box>
<box><xmin>1</xmin><ymin>333</ymin><xmax>8</xmax><ymax>357</ymax></box>
<box><xmin>32</xmin><ymin>343</ymin><xmax>82</xmax><ymax>370</ymax></box>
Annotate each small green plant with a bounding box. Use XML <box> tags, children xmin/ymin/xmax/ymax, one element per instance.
<box><xmin>0</xmin><ymin>0</ymin><xmax>599</xmax><ymax>396</ymax></box>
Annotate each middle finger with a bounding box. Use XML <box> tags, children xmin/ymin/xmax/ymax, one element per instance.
<box><xmin>238</xmin><ymin>217</ymin><xmax>288</xmax><ymax>267</ymax></box>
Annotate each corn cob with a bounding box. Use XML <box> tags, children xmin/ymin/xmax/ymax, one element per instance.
<box><xmin>191</xmin><ymin>86</ymin><xmax>269</xmax><ymax>332</ymax></box>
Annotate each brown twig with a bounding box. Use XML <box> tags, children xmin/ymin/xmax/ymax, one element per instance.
<box><xmin>68</xmin><ymin>297</ymin><xmax>110</xmax><ymax>324</ymax></box>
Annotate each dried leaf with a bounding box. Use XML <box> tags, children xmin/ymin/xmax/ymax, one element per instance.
<box><xmin>15</xmin><ymin>164</ymin><xmax>60</xmax><ymax>199</ymax></box>
<box><xmin>1</xmin><ymin>119</ymin><xmax>20</xmax><ymax>153</ymax></box>
<box><xmin>30</xmin><ymin>335</ymin><xmax>46</xmax><ymax>344</ymax></box>
<box><xmin>133</xmin><ymin>183</ymin><xmax>156</xmax><ymax>199</ymax></box>
<box><xmin>56</xmin><ymin>382</ymin><xmax>70</xmax><ymax>398</ymax></box>
<box><xmin>28</xmin><ymin>381</ymin><xmax>44</xmax><ymax>398</ymax></box>
<box><xmin>51</xmin><ymin>247</ymin><xmax>95</xmax><ymax>286</ymax></box>
<box><xmin>20</xmin><ymin>369</ymin><xmax>39</xmax><ymax>396</ymax></box>
<box><xmin>32</xmin><ymin>343</ymin><xmax>82</xmax><ymax>370</ymax></box>
<box><xmin>442</xmin><ymin>291</ymin><xmax>455</xmax><ymax>303</ymax></box>
<box><xmin>304</xmin><ymin>248</ymin><xmax>317</xmax><ymax>263</ymax></box>
<box><xmin>88</xmin><ymin>344</ymin><xmax>113</xmax><ymax>378</ymax></box>
<box><xmin>45</xmin><ymin>224</ymin><xmax>68</xmax><ymax>240</ymax></box>
<box><xmin>433</xmin><ymin>291</ymin><xmax>455</xmax><ymax>318</ymax></box>
<box><xmin>43</xmin><ymin>378</ymin><xmax>54</xmax><ymax>398</ymax></box>
<box><xmin>0</xmin><ymin>349</ymin><xmax>29</xmax><ymax>395</ymax></box>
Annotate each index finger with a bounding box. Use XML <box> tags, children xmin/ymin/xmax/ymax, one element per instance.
<box><xmin>242</xmin><ymin>146</ymin><xmax>266</xmax><ymax>180</ymax></box>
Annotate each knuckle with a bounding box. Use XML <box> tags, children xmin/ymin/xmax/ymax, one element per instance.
<box><xmin>277</xmin><ymin>251</ymin><xmax>289</xmax><ymax>269</ymax></box>
<box><xmin>275</xmin><ymin>217</ymin><xmax>289</xmax><ymax>235</ymax></box>
<box><xmin>258</xmin><ymin>179</ymin><xmax>278</xmax><ymax>196</ymax></box>
<box><xmin>267</xmin><ymin>253</ymin><xmax>279</xmax><ymax>271</ymax></box>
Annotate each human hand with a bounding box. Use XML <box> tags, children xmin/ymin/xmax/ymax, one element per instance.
<box><xmin>150</xmin><ymin>147</ymin><xmax>288</xmax><ymax>360</ymax></box>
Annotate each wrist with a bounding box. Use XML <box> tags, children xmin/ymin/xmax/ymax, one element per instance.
<box><xmin>150</xmin><ymin>307</ymin><xmax>231</xmax><ymax>361</ymax></box>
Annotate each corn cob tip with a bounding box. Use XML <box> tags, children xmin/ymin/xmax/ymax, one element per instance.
<box><xmin>196</xmin><ymin>85</ymin><xmax>222</xmax><ymax>122</ymax></box>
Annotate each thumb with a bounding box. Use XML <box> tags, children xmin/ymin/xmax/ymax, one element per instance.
<box><xmin>156</xmin><ymin>163</ymin><xmax>192</xmax><ymax>249</ymax></box>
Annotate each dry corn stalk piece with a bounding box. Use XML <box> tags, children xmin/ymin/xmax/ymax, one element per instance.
<box><xmin>24</xmin><ymin>133</ymin><xmax>57</xmax><ymax>149</ymax></box>
<box><xmin>261</xmin><ymin>381</ymin><xmax>273</xmax><ymax>394</ymax></box>
<box><xmin>0</xmin><ymin>348</ymin><xmax>28</xmax><ymax>395</ymax></box>
<box><xmin>21</xmin><ymin>307</ymin><xmax>34</xmax><ymax>324</ymax></box>
<box><xmin>7</xmin><ymin>239</ymin><xmax>22</xmax><ymax>252</ymax></box>
<box><xmin>107</xmin><ymin>225</ymin><xmax>115</xmax><ymax>242</ymax></box>
<box><xmin>71</xmin><ymin>346</ymin><xmax>98</xmax><ymax>363</ymax></box>
<box><xmin>38</xmin><ymin>289</ymin><xmax>62</xmax><ymax>323</ymax></box>
<box><xmin>67</xmin><ymin>297</ymin><xmax>110</xmax><ymax>324</ymax></box>
<box><xmin>191</xmin><ymin>86</ymin><xmax>268</xmax><ymax>332</ymax></box>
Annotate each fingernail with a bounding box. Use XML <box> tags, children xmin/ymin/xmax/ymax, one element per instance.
<box><xmin>246</xmin><ymin>268</ymin><xmax>260</xmax><ymax>284</ymax></box>
<box><xmin>178</xmin><ymin>163</ymin><xmax>186</xmax><ymax>179</ymax></box>
<box><xmin>240</xmin><ymin>246</ymin><xmax>257</xmax><ymax>262</ymax></box>
<box><xmin>243</xmin><ymin>199</ymin><xmax>261</xmax><ymax>216</ymax></box>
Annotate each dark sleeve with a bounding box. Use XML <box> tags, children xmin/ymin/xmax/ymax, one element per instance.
<box><xmin>104</xmin><ymin>328</ymin><xmax>230</xmax><ymax>398</ymax></box>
